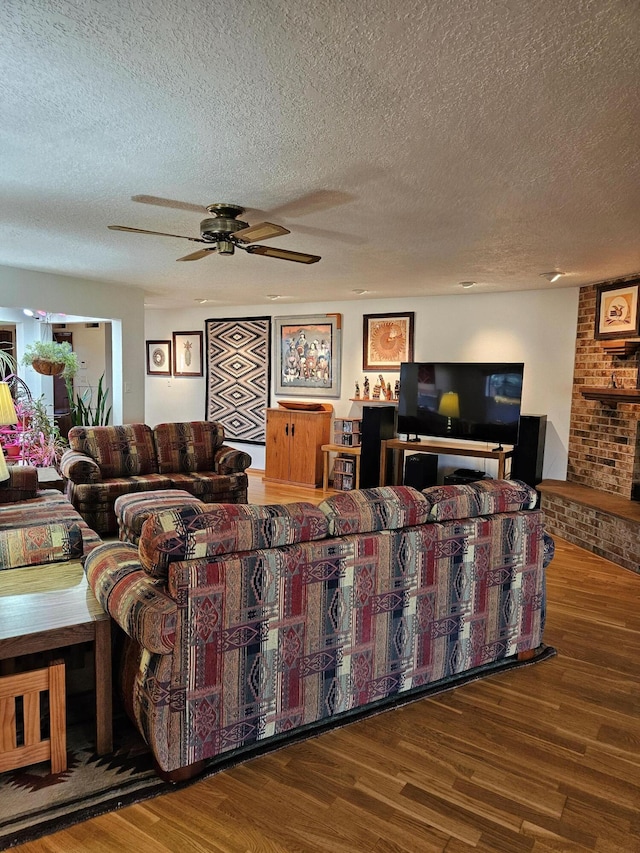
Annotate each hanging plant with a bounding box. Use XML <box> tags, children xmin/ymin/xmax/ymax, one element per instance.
<box><xmin>21</xmin><ymin>341</ymin><xmax>79</xmax><ymax>379</ymax></box>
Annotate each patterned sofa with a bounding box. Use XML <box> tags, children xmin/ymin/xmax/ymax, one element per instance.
<box><xmin>59</xmin><ymin>421</ymin><xmax>252</xmax><ymax>535</ymax></box>
<box><xmin>85</xmin><ymin>478</ymin><xmax>554</xmax><ymax>779</ymax></box>
<box><xmin>0</xmin><ymin>466</ymin><xmax>101</xmax><ymax>570</ymax></box>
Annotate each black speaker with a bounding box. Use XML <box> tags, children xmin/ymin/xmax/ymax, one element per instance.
<box><xmin>359</xmin><ymin>405</ymin><xmax>396</xmax><ymax>488</ymax></box>
<box><xmin>404</xmin><ymin>453</ymin><xmax>438</xmax><ymax>490</ymax></box>
<box><xmin>512</xmin><ymin>415</ymin><xmax>547</xmax><ymax>487</ymax></box>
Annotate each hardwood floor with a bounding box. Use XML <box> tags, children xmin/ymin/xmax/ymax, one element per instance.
<box><xmin>17</xmin><ymin>475</ymin><xmax>640</xmax><ymax>852</ymax></box>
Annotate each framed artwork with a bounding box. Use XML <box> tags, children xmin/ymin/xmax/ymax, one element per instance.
<box><xmin>146</xmin><ymin>340</ymin><xmax>171</xmax><ymax>376</ymax></box>
<box><xmin>172</xmin><ymin>331</ymin><xmax>203</xmax><ymax>376</ymax></box>
<box><xmin>363</xmin><ymin>312</ymin><xmax>414</xmax><ymax>370</ymax></box>
<box><xmin>595</xmin><ymin>282</ymin><xmax>640</xmax><ymax>340</ymax></box>
<box><xmin>274</xmin><ymin>314</ymin><xmax>341</xmax><ymax>397</ymax></box>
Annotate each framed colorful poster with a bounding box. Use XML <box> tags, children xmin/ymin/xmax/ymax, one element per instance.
<box><xmin>146</xmin><ymin>340</ymin><xmax>171</xmax><ymax>376</ymax></box>
<box><xmin>274</xmin><ymin>314</ymin><xmax>341</xmax><ymax>397</ymax></box>
<box><xmin>595</xmin><ymin>281</ymin><xmax>640</xmax><ymax>340</ymax></box>
<box><xmin>172</xmin><ymin>331</ymin><xmax>203</xmax><ymax>376</ymax></box>
<box><xmin>363</xmin><ymin>312</ymin><xmax>414</xmax><ymax>370</ymax></box>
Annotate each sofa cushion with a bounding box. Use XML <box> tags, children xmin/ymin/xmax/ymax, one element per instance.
<box><xmin>424</xmin><ymin>479</ymin><xmax>538</xmax><ymax>522</ymax></box>
<box><xmin>139</xmin><ymin>502</ymin><xmax>329</xmax><ymax>578</ymax></box>
<box><xmin>0</xmin><ymin>520</ymin><xmax>84</xmax><ymax>570</ymax></box>
<box><xmin>68</xmin><ymin>424</ymin><xmax>159</xmax><ymax>478</ymax></box>
<box><xmin>154</xmin><ymin>422</ymin><xmax>225</xmax><ymax>474</ymax></box>
<box><xmin>319</xmin><ymin>486</ymin><xmax>431</xmax><ymax>536</ymax></box>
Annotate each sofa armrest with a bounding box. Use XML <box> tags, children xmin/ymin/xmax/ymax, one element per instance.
<box><xmin>60</xmin><ymin>448</ymin><xmax>103</xmax><ymax>484</ymax></box>
<box><xmin>0</xmin><ymin>520</ymin><xmax>84</xmax><ymax>570</ymax></box>
<box><xmin>0</xmin><ymin>465</ymin><xmax>38</xmax><ymax>503</ymax></box>
<box><xmin>84</xmin><ymin>542</ymin><xmax>176</xmax><ymax>653</ymax></box>
<box><xmin>213</xmin><ymin>444</ymin><xmax>252</xmax><ymax>475</ymax></box>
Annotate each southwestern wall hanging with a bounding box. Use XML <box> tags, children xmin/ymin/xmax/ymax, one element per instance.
<box><xmin>205</xmin><ymin>317</ymin><xmax>271</xmax><ymax>444</ymax></box>
<box><xmin>274</xmin><ymin>314</ymin><xmax>341</xmax><ymax>397</ymax></box>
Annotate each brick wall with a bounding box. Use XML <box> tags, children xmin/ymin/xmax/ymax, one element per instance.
<box><xmin>567</xmin><ymin>282</ymin><xmax>640</xmax><ymax>499</ymax></box>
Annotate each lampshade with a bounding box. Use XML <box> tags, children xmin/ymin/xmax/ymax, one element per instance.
<box><xmin>438</xmin><ymin>391</ymin><xmax>460</xmax><ymax>419</ymax></box>
<box><xmin>0</xmin><ymin>383</ymin><xmax>18</xmax><ymax>426</ymax></box>
<box><xmin>0</xmin><ymin>383</ymin><xmax>17</xmax><ymax>483</ymax></box>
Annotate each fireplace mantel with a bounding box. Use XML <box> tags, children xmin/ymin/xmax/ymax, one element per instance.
<box><xmin>580</xmin><ymin>387</ymin><xmax>640</xmax><ymax>405</ymax></box>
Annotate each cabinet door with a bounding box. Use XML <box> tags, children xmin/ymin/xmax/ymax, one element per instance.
<box><xmin>289</xmin><ymin>411</ymin><xmax>331</xmax><ymax>486</ymax></box>
<box><xmin>265</xmin><ymin>409</ymin><xmax>291</xmax><ymax>481</ymax></box>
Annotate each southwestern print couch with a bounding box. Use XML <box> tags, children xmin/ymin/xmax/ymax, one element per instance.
<box><xmin>59</xmin><ymin>421</ymin><xmax>252</xmax><ymax>535</ymax></box>
<box><xmin>85</xmin><ymin>478</ymin><xmax>554</xmax><ymax>779</ymax></box>
<box><xmin>0</xmin><ymin>466</ymin><xmax>101</xmax><ymax>571</ymax></box>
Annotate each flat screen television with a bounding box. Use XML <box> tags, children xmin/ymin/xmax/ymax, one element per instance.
<box><xmin>397</xmin><ymin>362</ymin><xmax>524</xmax><ymax>447</ymax></box>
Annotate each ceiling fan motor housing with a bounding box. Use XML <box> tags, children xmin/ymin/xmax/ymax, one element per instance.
<box><xmin>200</xmin><ymin>203</ymin><xmax>248</xmax><ymax>243</ymax></box>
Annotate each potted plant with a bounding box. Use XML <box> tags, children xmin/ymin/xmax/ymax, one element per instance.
<box><xmin>21</xmin><ymin>340</ymin><xmax>79</xmax><ymax>378</ymax></box>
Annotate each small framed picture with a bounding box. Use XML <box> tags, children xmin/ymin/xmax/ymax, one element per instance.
<box><xmin>363</xmin><ymin>312</ymin><xmax>414</xmax><ymax>370</ymax></box>
<box><xmin>595</xmin><ymin>282</ymin><xmax>640</xmax><ymax>340</ymax></box>
<box><xmin>146</xmin><ymin>340</ymin><xmax>171</xmax><ymax>376</ymax></box>
<box><xmin>173</xmin><ymin>331</ymin><xmax>203</xmax><ymax>376</ymax></box>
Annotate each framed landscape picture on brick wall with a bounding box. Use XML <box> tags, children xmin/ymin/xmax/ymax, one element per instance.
<box><xmin>595</xmin><ymin>281</ymin><xmax>640</xmax><ymax>340</ymax></box>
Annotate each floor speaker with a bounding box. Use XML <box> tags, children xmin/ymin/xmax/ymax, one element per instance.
<box><xmin>512</xmin><ymin>414</ymin><xmax>547</xmax><ymax>487</ymax></box>
<box><xmin>359</xmin><ymin>406</ymin><xmax>396</xmax><ymax>488</ymax></box>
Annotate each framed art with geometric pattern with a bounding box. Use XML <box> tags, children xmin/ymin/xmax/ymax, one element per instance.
<box><xmin>363</xmin><ymin>312</ymin><xmax>414</xmax><ymax>371</ymax></box>
<box><xmin>172</xmin><ymin>331</ymin><xmax>203</xmax><ymax>376</ymax></box>
<box><xmin>146</xmin><ymin>340</ymin><xmax>172</xmax><ymax>376</ymax></box>
<box><xmin>205</xmin><ymin>317</ymin><xmax>271</xmax><ymax>444</ymax></box>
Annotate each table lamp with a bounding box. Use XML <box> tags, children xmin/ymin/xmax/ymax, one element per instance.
<box><xmin>0</xmin><ymin>382</ymin><xmax>18</xmax><ymax>482</ymax></box>
<box><xmin>438</xmin><ymin>391</ymin><xmax>460</xmax><ymax>433</ymax></box>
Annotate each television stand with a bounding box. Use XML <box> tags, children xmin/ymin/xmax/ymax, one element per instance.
<box><xmin>379</xmin><ymin>438</ymin><xmax>514</xmax><ymax>486</ymax></box>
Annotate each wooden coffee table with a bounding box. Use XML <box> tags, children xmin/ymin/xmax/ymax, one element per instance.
<box><xmin>0</xmin><ymin>560</ymin><xmax>112</xmax><ymax>756</ymax></box>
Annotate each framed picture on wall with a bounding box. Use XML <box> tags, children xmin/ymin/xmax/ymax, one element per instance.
<box><xmin>595</xmin><ymin>281</ymin><xmax>640</xmax><ymax>340</ymax></box>
<box><xmin>363</xmin><ymin>312</ymin><xmax>414</xmax><ymax>370</ymax></box>
<box><xmin>146</xmin><ymin>340</ymin><xmax>171</xmax><ymax>376</ymax></box>
<box><xmin>274</xmin><ymin>314</ymin><xmax>341</xmax><ymax>397</ymax></box>
<box><xmin>172</xmin><ymin>331</ymin><xmax>203</xmax><ymax>376</ymax></box>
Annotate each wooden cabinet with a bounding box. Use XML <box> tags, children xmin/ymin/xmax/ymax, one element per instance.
<box><xmin>264</xmin><ymin>405</ymin><xmax>333</xmax><ymax>487</ymax></box>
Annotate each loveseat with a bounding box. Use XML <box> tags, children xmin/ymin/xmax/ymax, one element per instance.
<box><xmin>85</xmin><ymin>478</ymin><xmax>554</xmax><ymax>779</ymax></box>
<box><xmin>59</xmin><ymin>421</ymin><xmax>252</xmax><ymax>535</ymax></box>
<box><xmin>0</xmin><ymin>466</ymin><xmax>101</xmax><ymax>570</ymax></box>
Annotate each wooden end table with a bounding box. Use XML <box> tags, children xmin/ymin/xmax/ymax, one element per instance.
<box><xmin>0</xmin><ymin>560</ymin><xmax>113</xmax><ymax>756</ymax></box>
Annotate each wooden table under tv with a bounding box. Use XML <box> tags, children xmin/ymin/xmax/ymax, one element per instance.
<box><xmin>379</xmin><ymin>438</ymin><xmax>514</xmax><ymax>486</ymax></box>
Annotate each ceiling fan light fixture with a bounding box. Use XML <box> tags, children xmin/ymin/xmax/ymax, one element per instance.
<box><xmin>216</xmin><ymin>240</ymin><xmax>235</xmax><ymax>255</ymax></box>
<box><xmin>540</xmin><ymin>271</ymin><xmax>564</xmax><ymax>283</ymax></box>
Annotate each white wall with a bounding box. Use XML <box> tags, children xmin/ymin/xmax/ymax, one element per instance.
<box><xmin>145</xmin><ymin>287</ymin><xmax>579</xmax><ymax>480</ymax></box>
<box><xmin>0</xmin><ymin>265</ymin><xmax>145</xmax><ymax>422</ymax></box>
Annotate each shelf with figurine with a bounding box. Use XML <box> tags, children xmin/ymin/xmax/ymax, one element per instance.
<box><xmin>350</xmin><ymin>373</ymin><xmax>399</xmax><ymax>405</ymax></box>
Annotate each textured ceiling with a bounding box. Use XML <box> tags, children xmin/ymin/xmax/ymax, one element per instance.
<box><xmin>1</xmin><ymin>0</ymin><xmax>639</xmax><ymax>309</ymax></box>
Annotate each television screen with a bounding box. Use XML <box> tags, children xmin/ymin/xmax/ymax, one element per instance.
<box><xmin>397</xmin><ymin>362</ymin><xmax>524</xmax><ymax>446</ymax></box>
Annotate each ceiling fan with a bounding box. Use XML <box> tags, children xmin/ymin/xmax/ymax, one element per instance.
<box><xmin>108</xmin><ymin>203</ymin><xmax>321</xmax><ymax>264</ymax></box>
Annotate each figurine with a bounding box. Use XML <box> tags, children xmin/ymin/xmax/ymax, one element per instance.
<box><xmin>394</xmin><ymin>379</ymin><xmax>400</xmax><ymax>400</ymax></box>
<box><xmin>355</xmin><ymin>380</ymin><xmax>360</xmax><ymax>399</ymax></box>
<box><xmin>373</xmin><ymin>381</ymin><xmax>381</xmax><ymax>399</ymax></box>
<box><xmin>386</xmin><ymin>382</ymin><xmax>392</xmax><ymax>400</ymax></box>
<box><xmin>378</xmin><ymin>374</ymin><xmax>386</xmax><ymax>398</ymax></box>
<box><xmin>363</xmin><ymin>376</ymin><xmax>370</xmax><ymax>399</ymax></box>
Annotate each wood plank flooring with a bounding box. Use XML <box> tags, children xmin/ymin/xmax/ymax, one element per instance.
<box><xmin>16</xmin><ymin>475</ymin><xmax>640</xmax><ymax>852</ymax></box>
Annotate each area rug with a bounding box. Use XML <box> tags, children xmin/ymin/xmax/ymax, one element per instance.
<box><xmin>205</xmin><ymin>317</ymin><xmax>271</xmax><ymax>444</ymax></box>
<box><xmin>0</xmin><ymin>645</ymin><xmax>556</xmax><ymax>850</ymax></box>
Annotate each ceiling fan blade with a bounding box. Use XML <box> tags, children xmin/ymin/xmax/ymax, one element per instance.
<box><xmin>234</xmin><ymin>222</ymin><xmax>290</xmax><ymax>243</ymax></box>
<box><xmin>131</xmin><ymin>195</ymin><xmax>207</xmax><ymax>214</ymax></box>
<box><xmin>108</xmin><ymin>225</ymin><xmax>205</xmax><ymax>242</ymax></box>
<box><xmin>245</xmin><ymin>244</ymin><xmax>321</xmax><ymax>264</ymax></box>
<box><xmin>177</xmin><ymin>248</ymin><xmax>217</xmax><ymax>262</ymax></box>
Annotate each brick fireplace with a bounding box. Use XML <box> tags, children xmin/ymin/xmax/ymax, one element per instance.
<box><xmin>539</xmin><ymin>278</ymin><xmax>640</xmax><ymax>573</ymax></box>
